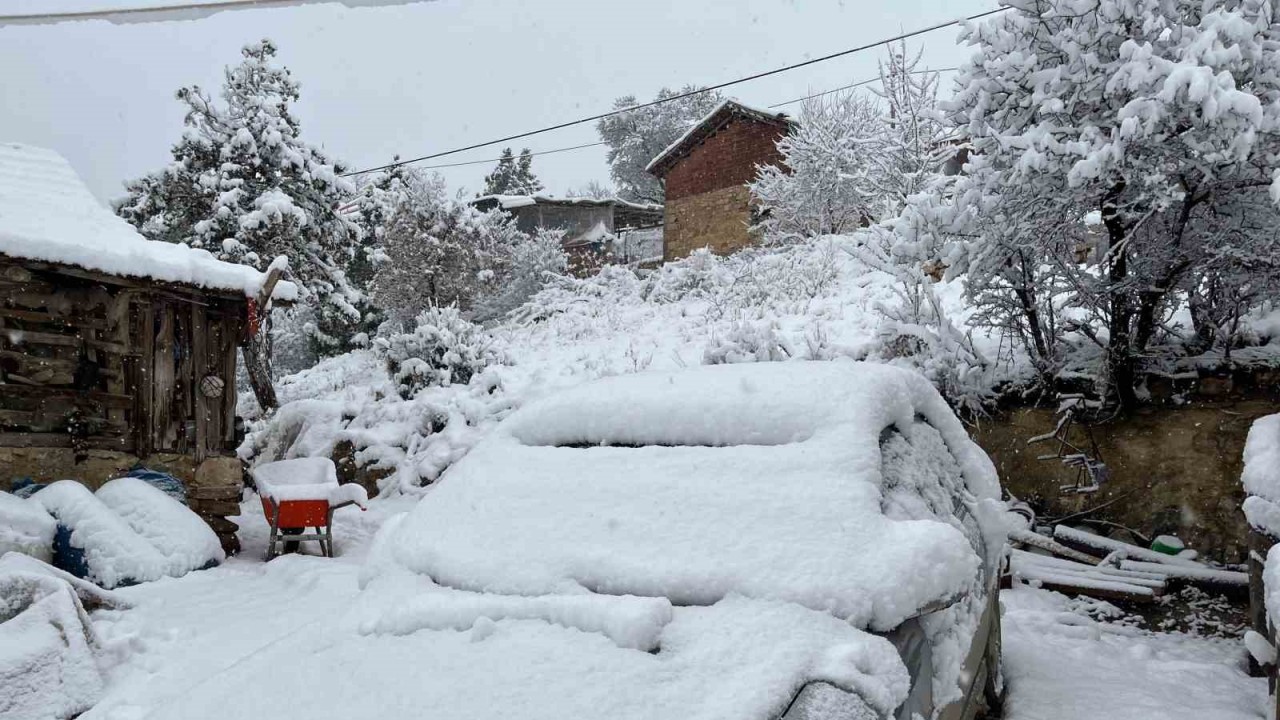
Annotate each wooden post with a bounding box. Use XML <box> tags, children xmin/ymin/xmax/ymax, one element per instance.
<box><xmin>242</xmin><ymin>265</ymin><xmax>283</xmax><ymax>413</ymax></box>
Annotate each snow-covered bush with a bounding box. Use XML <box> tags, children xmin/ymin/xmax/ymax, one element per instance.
<box><xmin>703</xmin><ymin>320</ymin><xmax>794</xmax><ymax>365</ymax></box>
<box><xmin>377</xmin><ymin>307</ymin><xmax>504</xmax><ymax>399</ymax></box>
<box><xmin>473</xmin><ymin>229</ymin><xmax>568</xmax><ymax>321</ymax></box>
<box><xmin>752</xmin><ymin>91</ymin><xmax>885</xmax><ymax>243</ymax></box>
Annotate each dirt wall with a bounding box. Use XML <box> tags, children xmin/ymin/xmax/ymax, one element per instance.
<box><xmin>974</xmin><ymin>400</ymin><xmax>1279</xmax><ymax>563</ymax></box>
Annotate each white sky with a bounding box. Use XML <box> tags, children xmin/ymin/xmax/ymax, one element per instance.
<box><xmin>0</xmin><ymin>0</ymin><xmax>995</xmax><ymax>204</ymax></box>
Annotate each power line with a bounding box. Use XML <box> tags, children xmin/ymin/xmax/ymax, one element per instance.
<box><xmin>342</xmin><ymin>6</ymin><xmax>1010</xmax><ymax>177</ymax></box>
<box><xmin>407</xmin><ymin>66</ymin><xmax>960</xmax><ymax>173</ymax></box>
<box><xmin>767</xmin><ymin>67</ymin><xmax>958</xmax><ymax>109</ymax></box>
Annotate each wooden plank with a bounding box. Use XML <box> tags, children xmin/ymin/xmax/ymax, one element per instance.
<box><xmin>1010</xmin><ymin>528</ymin><xmax>1103</xmax><ymax>565</ymax></box>
<box><xmin>221</xmin><ymin>314</ymin><xmax>241</xmax><ymax>446</ymax></box>
<box><xmin>153</xmin><ymin>303</ymin><xmax>176</xmax><ymax>451</ymax></box>
<box><xmin>0</xmin><ymin>306</ymin><xmax>107</xmax><ymax>329</ymax></box>
<box><xmin>1053</xmin><ymin>525</ymin><xmax>1205</xmax><ymax>568</ymax></box>
<box><xmin>136</xmin><ymin>301</ymin><xmax>155</xmax><ymax>457</ymax></box>
<box><xmin>0</xmin><ymin>384</ymin><xmax>134</xmax><ymax>408</ymax></box>
<box><xmin>192</xmin><ymin>302</ymin><xmax>208</xmax><ymax>463</ymax></box>
<box><xmin>0</xmin><ymin>328</ymin><xmax>134</xmax><ymax>356</ymax></box>
<box><xmin>0</xmin><ymin>431</ymin><xmax>133</xmax><ymax>451</ymax></box>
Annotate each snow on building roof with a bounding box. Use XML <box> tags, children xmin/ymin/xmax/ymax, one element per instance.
<box><xmin>471</xmin><ymin>194</ymin><xmax>663</xmax><ymax>214</ymax></box>
<box><xmin>0</xmin><ymin>143</ymin><xmax>295</xmax><ymax>301</ymax></box>
<box><xmin>375</xmin><ymin>361</ymin><xmax>1000</xmax><ymax>632</ymax></box>
<box><xmin>645</xmin><ymin>99</ymin><xmax>794</xmax><ymax>178</ymax></box>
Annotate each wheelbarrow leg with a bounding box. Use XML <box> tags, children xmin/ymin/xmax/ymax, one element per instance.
<box><xmin>266</xmin><ymin>506</ymin><xmax>281</xmax><ymax>561</ymax></box>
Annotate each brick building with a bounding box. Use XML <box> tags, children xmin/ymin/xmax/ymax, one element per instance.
<box><xmin>646</xmin><ymin>100</ymin><xmax>794</xmax><ymax>262</ymax></box>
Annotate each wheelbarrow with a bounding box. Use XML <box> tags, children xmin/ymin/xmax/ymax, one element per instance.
<box><xmin>251</xmin><ymin>457</ymin><xmax>368</xmax><ymax>560</ymax></box>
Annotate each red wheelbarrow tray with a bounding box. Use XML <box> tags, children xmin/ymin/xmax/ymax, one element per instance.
<box><xmin>251</xmin><ymin>457</ymin><xmax>368</xmax><ymax>558</ymax></box>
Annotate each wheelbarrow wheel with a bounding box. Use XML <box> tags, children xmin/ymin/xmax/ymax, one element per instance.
<box><xmin>281</xmin><ymin>527</ymin><xmax>303</xmax><ymax>554</ymax></box>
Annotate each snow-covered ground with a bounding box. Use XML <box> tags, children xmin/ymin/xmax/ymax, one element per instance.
<box><xmin>1000</xmin><ymin>586</ymin><xmax>1266</xmax><ymax>720</ymax></box>
<box><xmin>69</xmin><ymin>497</ymin><xmax>1267</xmax><ymax>719</ymax></box>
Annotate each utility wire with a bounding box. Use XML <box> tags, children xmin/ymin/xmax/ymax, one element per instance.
<box><xmin>343</xmin><ymin>6</ymin><xmax>1010</xmax><ymax>177</ymax></box>
<box><xmin>767</xmin><ymin>66</ymin><xmax>958</xmax><ymax>108</ymax></box>
<box><xmin>407</xmin><ymin>67</ymin><xmax>959</xmax><ymax>173</ymax></box>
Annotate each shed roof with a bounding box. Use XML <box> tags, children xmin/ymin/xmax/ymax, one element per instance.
<box><xmin>645</xmin><ymin>100</ymin><xmax>794</xmax><ymax>178</ymax></box>
<box><xmin>0</xmin><ymin>142</ymin><xmax>296</xmax><ymax>301</ymax></box>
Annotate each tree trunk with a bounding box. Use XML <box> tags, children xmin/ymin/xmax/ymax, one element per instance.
<box><xmin>243</xmin><ymin>327</ymin><xmax>277</xmax><ymax>412</ymax></box>
<box><xmin>1102</xmin><ymin>185</ymin><xmax>1138</xmax><ymax>408</ymax></box>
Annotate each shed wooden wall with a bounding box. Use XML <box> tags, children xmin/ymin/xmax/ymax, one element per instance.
<box><xmin>0</xmin><ymin>257</ymin><xmax>243</xmax><ymax>463</ymax></box>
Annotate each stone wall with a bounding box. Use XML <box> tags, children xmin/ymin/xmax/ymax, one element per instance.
<box><xmin>0</xmin><ymin>447</ymin><xmax>245</xmax><ymax>555</ymax></box>
<box><xmin>664</xmin><ymin>186</ymin><xmax>758</xmax><ymax>261</ymax></box>
<box><xmin>974</xmin><ymin>398</ymin><xmax>1279</xmax><ymax>563</ymax></box>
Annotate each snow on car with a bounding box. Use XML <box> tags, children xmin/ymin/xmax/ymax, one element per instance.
<box><xmin>358</xmin><ymin>361</ymin><xmax>1006</xmax><ymax>720</ymax></box>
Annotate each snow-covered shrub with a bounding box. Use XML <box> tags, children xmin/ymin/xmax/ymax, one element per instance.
<box><xmin>703</xmin><ymin>320</ymin><xmax>794</xmax><ymax>365</ymax></box>
<box><xmin>473</xmin><ymin>228</ymin><xmax>568</xmax><ymax>321</ymax></box>
<box><xmin>752</xmin><ymin>90</ymin><xmax>885</xmax><ymax>244</ymax></box>
<box><xmin>377</xmin><ymin>307</ymin><xmax>504</xmax><ymax>399</ymax></box>
<box><xmin>644</xmin><ymin>248</ymin><xmax>729</xmax><ymax>303</ymax></box>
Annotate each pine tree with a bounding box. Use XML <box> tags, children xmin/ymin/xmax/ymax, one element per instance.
<box><xmin>481</xmin><ymin>147</ymin><xmax>542</xmax><ymax>196</ymax></box>
<box><xmin>115</xmin><ymin>39</ymin><xmax>373</xmax><ymax>373</ymax></box>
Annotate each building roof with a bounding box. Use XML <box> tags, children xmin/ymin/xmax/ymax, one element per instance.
<box><xmin>471</xmin><ymin>194</ymin><xmax>663</xmax><ymax>214</ymax></box>
<box><xmin>0</xmin><ymin>142</ymin><xmax>296</xmax><ymax>301</ymax></box>
<box><xmin>644</xmin><ymin>100</ymin><xmax>795</xmax><ymax>178</ymax></box>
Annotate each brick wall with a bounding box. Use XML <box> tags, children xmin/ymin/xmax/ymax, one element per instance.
<box><xmin>662</xmin><ymin>117</ymin><xmax>786</xmax><ymax>261</ymax></box>
<box><xmin>664</xmin><ymin>118</ymin><xmax>787</xmax><ymax>201</ymax></box>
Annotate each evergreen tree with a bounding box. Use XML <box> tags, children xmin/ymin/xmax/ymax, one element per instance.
<box><xmin>481</xmin><ymin>147</ymin><xmax>543</xmax><ymax>196</ymax></box>
<box><xmin>115</xmin><ymin>39</ymin><xmax>373</xmax><ymax>363</ymax></box>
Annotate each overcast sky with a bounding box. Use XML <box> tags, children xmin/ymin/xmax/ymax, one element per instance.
<box><xmin>1</xmin><ymin>0</ymin><xmax>995</xmax><ymax>204</ymax></box>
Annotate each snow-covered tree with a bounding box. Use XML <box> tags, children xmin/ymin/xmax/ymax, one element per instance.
<box><xmin>898</xmin><ymin>0</ymin><xmax>1280</xmax><ymax>406</ymax></box>
<box><xmin>751</xmin><ymin>91</ymin><xmax>886</xmax><ymax>243</ymax></box>
<box><xmin>565</xmin><ymin>180</ymin><xmax>616</xmax><ymax>199</ymax></box>
<box><xmin>115</xmin><ymin>39</ymin><xmax>374</xmax><ymax>363</ymax></box>
<box><xmin>373</xmin><ymin>174</ymin><xmax>525</xmax><ymax>322</ymax></box>
<box><xmin>596</xmin><ymin>86</ymin><xmax>724</xmax><ymax>204</ymax></box>
<box><xmin>474</xmin><ymin>229</ymin><xmax>568</xmax><ymax>320</ymax></box>
<box><xmin>873</xmin><ymin>41</ymin><xmax>952</xmax><ymax>217</ymax></box>
<box><xmin>481</xmin><ymin>148</ymin><xmax>543</xmax><ymax>196</ymax></box>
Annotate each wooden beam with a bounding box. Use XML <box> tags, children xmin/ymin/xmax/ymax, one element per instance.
<box><xmin>0</xmin><ymin>384</ymin><xmax>134</xmax><ymax>408</ymax></box>
<box><xmin>0</xmin><ymin>431</ymin><xmax>133</xmax><ymax>451</ymax></box>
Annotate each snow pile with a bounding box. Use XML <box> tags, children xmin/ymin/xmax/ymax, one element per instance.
<box><xmin>0</xmin><ymin>142</ymin><xmax>295</xmax><ymax>300</ymax></box>
<box><xmin>1242</xmin><ymin>413</ymin><xmax>1280</xmax><ymax>536</ymax></box>
<box><xmin>355</xmin><ymin>567</ymin><xmax>675</xmax><ymax>651</ymax></box>
<box><xmin>96</xmin><ymin>477</ymin><xmax>225</xmax><ymax>575</ymax></box>
<box><xmin>0</xmin><ymin>491</ymin><xmax>56</xmax><ymax>562</ymax></box>
<box><xmin>371</xmin><ymin>362</ymin><xmax>998</xmax><ymax>631</ymax></box>
<box><xmin>33</xmin><ymin>481</ymin><xmax>171</xmax><ymax>588</ymax></box>
<box><xmin>1001</xmin><ymin>586</ymin><xmax>1267</xmax><ymax>720</ymax></box>
<box><xmin>253</xmin><ymin>457</ymin><xmax>369</xmax><ymax>508</ymax></box>
<box><xmin>0</xmin><ymin>554</ymin><xmax>127</xmax><ymax>720</ymax></box>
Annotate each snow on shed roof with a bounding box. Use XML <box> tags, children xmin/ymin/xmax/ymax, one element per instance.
<box><xmin>377</xmin><ymin>361</ymin><xmax>1000</xmax><ymax>632</ymax></box>
<box><xmin>0</xmin><ymin>143</ymin><xmax>295</xmax><ymax>301</ymax></box>
<box><xmin>645</xmin><ymin>99</ymin><xmax>794</xmax><ymax>178</ymax></box>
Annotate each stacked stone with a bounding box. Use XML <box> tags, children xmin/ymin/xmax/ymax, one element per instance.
<box><xmin>190</xmin><ymin>456</ymin><xmax>245</xmax><ymax>556</ymax></box>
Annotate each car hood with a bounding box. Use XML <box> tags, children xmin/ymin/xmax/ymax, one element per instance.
<box><xmin>337</xmin><ymin>559</ymin><xmax>911</xmax><ymax>720</ymax></box>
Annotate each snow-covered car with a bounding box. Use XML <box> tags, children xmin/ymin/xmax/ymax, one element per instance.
<box><xmin>362</xmin><ymin>361</ymin><xmax>1006</xmax><ymax>720</ymax></box>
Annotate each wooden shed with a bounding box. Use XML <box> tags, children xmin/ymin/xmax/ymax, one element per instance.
<box><xmin>0</xmin><ymin>142</ymin><xmax>295</xmax><ymax>553</ymax></box>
